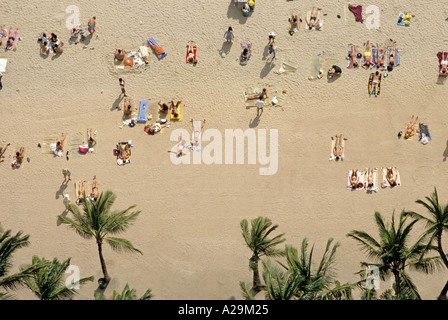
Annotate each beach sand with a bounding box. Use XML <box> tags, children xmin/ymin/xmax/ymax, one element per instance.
<box><xmin>0</xmin><ymin>0</ymin><xmax>447</xmax><ymax>299</ymax></box>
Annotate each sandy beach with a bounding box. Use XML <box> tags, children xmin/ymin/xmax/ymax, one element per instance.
<box><xmin>1</xmin><ymin>0</ymin><xmax>447</xmax><ymax>299</ymax></box>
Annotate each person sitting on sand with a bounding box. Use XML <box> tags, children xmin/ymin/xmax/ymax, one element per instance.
<box><xmin>115</xmin><ymin>49</ymin><xmax>126</xmax><ymax>60</ymax></box>
<box><xmin>247</xmin><ymin>88</ymin><xmax>268</xmax><ymax>100</ymax></box>
<box><xmin>0</xmin><ymin>143</ymin><xmax>11</xmax><ymax>163</ymax></box>
<box><xmin>187</xmin><ymin>40</ymin><xmax>196</xmax><ymax>64</ymax></box>
<box><xmin>90</xmin><ymin>175</ymin><xmax>99</xmax><ymax>201</ymax></box>
<box><xmin>51</xmin><ymin>133</ymin><xmax>66</xmax><ymax>157</ymax></box>
<box><xmin>349</xmin><ymin>45</ymin><xmax>360</xmax><ymax>68</ymax></box>
<box><xmin>330</xmin><ymin>134</ymin><xmax>345</xmax><ymax>161</ymax></box>
<box><xmin>241</xmin><ymin>46</ymin><xmax>249</xmax><ymax>60</ymax></box>
<box><xmin>53</xmin><ymin>42</ymin><xmax>64</xmax><ymax>55</ymax></box>
<box><xmin>170</xmin><ymin>100</ymin><xmax>182</xmax><ymax>118</ymax></box>
<box><xmin>118</xmin><ymin>143</ymin><xmax>131</xmax><ymax>161</ymax></box>
<box><xmin>328</xmin><ymin>65</ymin><xmax>342</xmax><ymax>78</ymax></box>
<box><xmin>305</xmin><ymin>7</ymin><xmax>321</xmax><ymax>30</ymax></box>
<box><xmin>40</xmin><ymin>41</ymin><xmax>50</xmax><ymax>56</ymax></box>
<box><xmin>404</xmin><ymin>115</ymin><xmax>418</xmax><ymax>139</ymax></box>
<box><xmin>369</xmin><ymin>71</ymin><xmax>381</xmax><ymax>98</ymax></box>
<box><xmin>12</xmin><ymin>147</ymin><xmax>25</xmax><ymax>169</ymax></box>
<box><xmin>158</xmin><ymin>100</ymin><xmax>169</xmax><ymax>114</ymax></box>
<box><xmin>350</xmin><ymin>169</ymin><xmax>359</xmax><ymax>188</ymax></box>
<box><xmin>386</xmin><ymin>167</ymin><xmax>397</xmax><ymax>187</ymax></box>
<box><xmin>362</xmin><ymin>41</ymin><xmax>375</xmax><ymax>69</ymax></box>
<box><xmin>76</xmin><ymin>180</ymin><xmax>86</xmax><ymax>205</ymax></box>
<box><xmin>88</xmin><ymin>17</ymin><xmax>96</xmax><ymax>34</ymax></box>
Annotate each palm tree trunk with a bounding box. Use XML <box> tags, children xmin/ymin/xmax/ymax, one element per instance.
<box><xmin>97</xmin><ymin>240</ymin><xmax>111</xmax><ymax>283</ymax></box>
<box><xmin>250</xmin><ymin>256</ymin><xmax>261</xmax><ymax>297</ymax></box>
<box><xmin>393</xmin><ymin>271</ymin><xmax>401</xmax><ymax>296</ymax></box>
<box><xmin>437</xmin><ymin>232</ymin><xmax>448</xmax><ymax>300</ymax></box>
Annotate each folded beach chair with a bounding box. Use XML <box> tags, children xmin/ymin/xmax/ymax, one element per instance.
<box><xmin>368</xmin><ymin>73</ymin><xmax>381</xmax><ymax>96</ymax></box>
<box><xmin>346</xmin><ymin>170</ymin><xmax>365</xmax><ymax>191</ymax></box>
<box><xmin>147</xmin><ymin>37</ymin><xmax>167</xmax><ymax>59</ymax></box>
<box><xmin>138</xmin><ymin>100</ymin><xmax>148</xmax><ymax>123</ymax></box>
<box><xmin>437</xmin><ymin>52</ymin><xmax>448</xmax><ymax>76</ymax></box>
<box><xmin>186</xmin><ymin>44</ymin><xmax>197</xmax><ymax>63</ymax></box>
<box><xmin>381</xmin><ymin>167</ymin><xmax>401</xmax><ymax>188</ymax></box>
<box><xmin>364</xmin><ymin>169</ymin><xmax>379</xmax><ymax>192</ymax></box>
<box><xmin>240</xmin><ymin>42</ymin><xmax>252</xmax><ymax>65</ymax></box>
<box><xmin>329</xmin><ymin>138</ymin><xmax>345</xmax><ymax>161</ymax></box>
<box><xmin>387</xmin><ymin>47</ymin><xmax>400</xmax><ymax>67</ymax></box>
<box><xmin>0</xmin><ymin>57</ymin><xmax>8</xmax><ymax>73</ymax></box>
<box><xmin>306</xmin><ymin>10</ymin><xmax>323</xmax><ymax>30</ymax></box>
<box><xmin>5</xmin><ymin>29</ymin><xmax>18</xmax><ymax>50</ymax></box>
<box><xmin>170</xmin><ymin>101</ymin><xmax>183</xmax><ymax>121</ymax></box>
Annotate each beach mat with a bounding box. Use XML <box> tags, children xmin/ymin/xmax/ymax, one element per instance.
<box><xmin>170</xmin><ymin>101</ymin><xmax>183</xmax><ymax>121</ymax></box>
<box><xmin>344</xmin><ymin>4</ymin><xmax>357</xmax><ymax>26</ymax></box>
<box><xmin>387</xmin><ymin>47</ymin><xmax>400</xmax><ymax>67</ymax></box>
<box><xmin>0</xmin><ymin>57</ymin><xmax>8</xmax><ymax>72</ymax></box>
<box><xmin>147</xmin><ymin>37</ymin><xmax>167</xmax><ymax>59</ymax></box>
<box><xmin>347</xmin><ymin>49</ymin><xmax>361</xmax><ymax>69</ymax></box>
<box><xmin>75</xmin><ymin>180</ymin><xmax>101</xmax><ymax>199</ymax></box>
<box><xmin>41</xmin><ymin>136</ymin><xmax>59</xmax><ymax>154</ymax></box>
<box><xmin>397</xmin><ymin>13</ymin><xmax>411</xmax><ymax>26</ymax></box>
<box><xmin>404</xmin><ymin>123</ymin><xmax>418</xmax><ymax>140</ymax></box>
<box><xmin>368</xmin><ymin>73</ymin><xmax>381</xmax><ymax>95</ymax></box>
<box><xmin>330</xmin><ymin>138</ymin><xmax>345</xmax><ymax>161</ymax></box>
<box><xmin>381</xmin><ymin>167</ymin><xmax>401</xmax><ymax>188</ymax></box>
<box><xmin>287</xmin><ymin>14</ymin><xmax>302</xmax><ymax>35</ymax></box>
<box><xmin>68</xmin><ymin>133</ymin><xmax>84</xmax><ymax>159</ymax></box>
<box><xmin>419</xmin><ymin>123</ymin><xmax>431</xmax><ymax>140</ymax></box>
<box><xmin>310</xmin><ymin>55</ymin><xmax>323</xmax><ymax>79</ymax></box>
<box><xmin>346</xmin><ymin>170</ymin><xmax>365</xmax><ymax>190</ymax></box>
<box><xmin>5</xmin><ymin>29</ymin><xmax>18</xmax><ymax>50</ymax></box>
<box><xmin>186</xmin><ymin>45</ymin><xmax>197</xmax><ymax>63</ymax></box>
<box><xmin>364</xmin><ymin>168</ymin><xmax>379</xmax><ymax>192</ymax></box>
<box><xmin>138</xmin><ymin>100</ymin><xmax>148</xmax><ymax>123</ymax></box>
<box><xmin>243</xmin><ymin>89</ymin><xmax>271</xmax><ymax>108</ymax></box>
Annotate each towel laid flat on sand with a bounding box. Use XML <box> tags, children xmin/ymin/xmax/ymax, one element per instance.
<box><xmin>368</xmin><ymin>73</ymin><xmax>382</xmax><ymax>95</ymax></box>
<box><xmin>329</xmin><ymin>138</ymin><xmax>345</xmax><ymax>161</ymax></box>
<box><xmin>346</xmin><ymin>170</ymin><xmax>365</xmax><ymax>190</ymax></box>
<box><xmin>186</xmin><ymin>45</ymin><xmax>197</xmax><ymax>63</ymax></box>
<box><xmin>170</xmin><ymin>101</ymin><xmax>183</xmax><ymax>121</ymax></box>
<box><xmin>75</xmin><ymin>180</ymin><xmax>100</xmax><ymax>199</ymax></box>
<box><xmin>364</xmin><ymin>169</ymin><xmax>379</xmax><ymax>192</ymax></box>
<box><xmin>5</xmin><ymin>29</ymin><xmax>18</xmax><ymax>49</ymax></box>
<box><xmin>147</xmin><ymin>37</ymin><xmax>167</xmax><ymax>59</ymax></box>
<box><xmin>0</xmin><ymin>57</ymin><xmax>8</xmax><ymax>72</ymax></box>
<box><xmin>381</xmin><ymin>167</ymin><xmax>401</xmax><ymax>188</ymax></box>
<box><xmin>388</xmin><ymin>47</ymin><xmax>400</xmax><ymax>67</ymax></box>
<box><xmin>138</xmin><ymin>100</ymin><xmax>148</xmax><ymax>123</ymax></box>
<box><xmin>344</xmin><ymin>4</ymin><xmax>357</xmax><ymax>25</ymax></box>
<box><xmin>41</xmin><ymin>136</ymin><xmax>59</xmax><ymax>154</ymax></box>
<box><xmin>404</xmin><ymin>123</ymin><xmax>418</xmax><ymax>140</ymax></box>
<box><xmin>310</xmin><ymin>54</ymin><xmax>324</xmax><ymax>79</ymax></box>
<box><xmin>348</xmin><ymin>5</ymin><xmax>363</xmax><ymax>23</ymax></box>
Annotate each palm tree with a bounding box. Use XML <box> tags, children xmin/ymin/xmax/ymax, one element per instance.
<box><xmin>0</xmin><ymin>224</ymin><xmax>45</xmax><ymax>299</ymax></box>
<box><xmin>404</xmin><ymin>187</ymin><xmax>448</xmax><ymax>300</ymax></box>
<box><xmin>20</xmin><ymin>256</ymin><xmax>93</xmax><ymax>300</ymax></box>
<box><xmin>240</xmin><ymin>217</ymin><xmax>286</xmax><ymax>297</ymax></box>
<box><xmin>347</xmin><ymin>210</ymin><xmax>442</xmax><ymax>299</ymax></box>
<box><xmin>94</xmin><ymin>283</ymin><xmax>152</xmax><ymax>300</ymax></box>
<box><xmin>57</xmin><ymin>190</ymin><xmax>142</xmax><ymax>285</ymax></box>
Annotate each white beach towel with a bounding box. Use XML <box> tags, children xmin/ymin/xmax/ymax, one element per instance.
<box><xmin>346</xmin><ymin>170</ymin><xmax>365</xmax><ymax>190</ymax></box>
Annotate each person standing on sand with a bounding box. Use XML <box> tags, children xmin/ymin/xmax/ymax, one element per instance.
<box><xmin>62</xmin><ymin>168</ymin><xmax>71</xmax><ymax>182</ymax></box>
<box><xmin>224</xmin><ymin>27</ymin><xmax>234</xmax><ymax>43</ymax></box>
<box><xmin>256</xmin><ymin>97</ymin><xmax>264</xmax><ymax>117</ymax></box>
<box><xmin>119</xmin><ymin>78</ymin><xmax>127</xmax><ymax>97</ymax></box>
<box><xmin>88</xmin><ymin>17</ymin><xmax>96</xmax><ymax>34</ymax></box>
<box><xmin>268</xmin><ymin>32</ymin><xmax>276</xmax><ymax>44</ymax></box>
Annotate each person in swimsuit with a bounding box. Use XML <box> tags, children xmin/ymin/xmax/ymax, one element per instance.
<box><xmin>224</xmin><ymin>27</ymin><xmax>234</xmax><ymax>43</ymax></box>
<box><xmin>376</xmin><ymin>44</ymin><xmax>385</xmax><ymax>69</ymax></box>
<box><xmin>248</xmin><ymin>88</ymin><xmax>268</xmax><ymax>100</ymax></box>
<box><xmin>289</xmin><ymin>14</ymin><xmax>300</xmax><ymax>34</ymax></box>
<box><xmin>268</xmin><ymin>44</ymin><xmax>276</xmax><ymax>61</ymax></box>
<box><xmin>388</xmin><ymin>45</ymin><xmax>397</xmax><ymax>69</ymax></box>
<box><xmin>350</xmin><ymin>169</ymin><xmax>359</xmax><ymax>188</ymax></box>
<box><xmin>56</xmin><ymin>133</ymin><xmax>66</xmax><ymax>154</ymax></box>
<box><xmin>367</xmin><ymin>168</ymin><xmax>375</xmax><ymax>188</ymax></box>
<box><xmin>88</xmin><ymin>17</ymin><xmax>96</xmax><ymax>34</ymax></box>
<box><xmin>331</xmin><ymin>134</ymin><xmax>346</xmax><ymax>160</ymax></box>
<box><xmin>177</xmin><ymin>135</ymin><xmax>186</xmax><ymax>157</ymax></box>
<box><xmin>350</xmin><ymin>45</ymin><xmax>360</xmax><ymax>68</ymax></box>
<box><xmin>241</xmin><ymin>46</ymin><xmax>249</xmax><ymax>60</ymax></box>
<box><xmin>268</xmin><ymin>32</ymin><xmax>276</xmax><ymax>44</ymax></box>
<box><xmin>170</xmin><ymin>100</ymin><xmax>182</xmax><ymax>118</ymax></box>
<box><xmin>404</xmin><ymin>115</ymin><xmax>418</xmax><ymax>139</ymax></box>
<box><xmin>158</xmin><ymin>100</ymin><xmax>169</xmax><ymax>114</ymax></box>
<box><xmin>123</xmin><ymin>97</ymin><xmax>134</xmax><ymax>116</ymax></box>
<box><xmin>187</xmin><ymin>40</ymin><xmax>196</xmax><ymax>64</ymax></box>
<box><xmin>62</xmin><ymin>168</ymin><xmax>71</xmax><ymax>182</ymax></box>
<box><xmin>386</xmin><ymin>167</ymin><xmax>397</xmax><ymax>187</ymax></box>
<box><xmin>190</xmin><ymin>119</ymin><xmax>205</xmax><ymax>146</ymax></box>
<box><xmin>440</xmin><ymin>51</ymin><xmax>448</xmax><ymax>75</ymax></box>
<box><xmin>115</xmin><ymin>49</ymin><xmax>126</xmax><ymax>60</ymax></box>
<box><xmin>305</xmin><ymin>7</ymin><xmax>321</xmax><ymax>29</ymax></box>
<box><xmin>118</xmin><ymin>143</ymin><xmax>131</xmax><ymax>161</ymax></box>
<box><xmin>40</xmin><ymin>41</ymin><xmax>50</xmax><ymax>56</ymax></box>
<box><xmin>0</xmin><ymin>143</ymin><xmax>10</xmax><ymax>163</ymax></box>
<box><xmin>76</xmin><ymin>180</ymin><xmax>86</xmax><ymax>205</ymax></box>
<box><xmin>119</xmin><ymin>78</ymin><xmax>126</xmax><ymax>97</ymax></box>
<box><xmin>370</xmin><ymin>71</ymin><xmax>381</xmax><ymax>98</ymax></box>
<box><xmin>362</xmin><ymin>41</ymin><xmax>374</xmax><ymax>69</ymax></box>
<box><xmin>87</xmin><ymin>129</ymin><xmax>96</xmax><ymax>149</ymax></box>
<box><xmin>6</xmin><ymin>27</ymin><xmax>18</xmax><ymax>48</ymax></box>
<box><xmin>0</xmin><ymin>25</ymin><xmax>7</xmax><ymax>46</ymax></box>
<box><xmin>90</xmin><ymin>175</ymin><xmax>99</xmax><ymax>200</ymax></box>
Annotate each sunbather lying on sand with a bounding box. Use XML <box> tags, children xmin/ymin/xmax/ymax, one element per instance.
<box><xmin>170</xmin><ymin>100</ymin><xmax>182</xmax><ymax>118</ymax></box>
<box><xmin>349</xmin><ymin>45</ymin><xmax>360</xmax><ymax>68</ymax></box>
<box><xmin>12</xmin><ymin>147</ymin><xmax>25</xmax><ymax>168</ymax></box>
<box><xmin>388</xmin><ymin>45</ymin><xmax>397</xmax><ymax>70</ymax></box>
<box><xmin>369</xmin><ymin>71</ymin><xmax>380</xmax><ymax>98</ymax></box>
<box><xmin>247</xmin><ymin>88</ymin><xmax>268</xmax><ymax>100</ymax></box>
<box><xmin>376</xmin><ymin>43</ymin><xmax>385</xmax><ymax>69</ymax></box>
<box><xmin>124</xmin><ymin>97</ymin><xmax>134</xmax><ymax>116</ymax></box>
<box><xmin>6</xmin><ymin>27</ymin><xmax>18</xmax><ymax>49</ymax></box>
<box><xmin>331</xmin><ymin>134</ymin><xmax>345</xmax><ymax>161</ymax></box>
<box><xmin>115</xmin><ymin>49</ymin><xmax>126</xmax><ymax>60</ymax></box>
<box><xmin>51</xmin><ymin>133</ymin><xmax>66</xmax><ymax>157</ymax></box>
<box><xmin>187</xmin><ymin>40</ymin><xmax>196</xmax><ymax>64</ymax></box>
<box><xmin>306</xmin><ymin>7</ymin><xmax>321</xmax><ymax>29</ymax></box>
<box><xmin>367</xmin><ymin>168</ymin><xmax>375</xmax><ymax>188</ymax></box>
<box><xmin>350</xmin><ymin>169</ymin><xmax>359</xmax><ymax>188</ymax></box>
<box><xmin>289</xmin><ymin>14</ymin><xmax>300</xmax><ymax>33</ymax></box>
<box><xmin>76</xmin><ymin>180</ymin><xmax>86</xmax><ymax>205</ymax></box>
<box><xmin>158</xmin><ymin>100</ymin><xmax>169</xmax><ymax>114</ymax></box>
<box><xmin>191</xmin><ymin>119</ymin><xmax>205</xmax><ymax>146</ymax></box>
<box><xmin>386</xmin><ymin>167</ymin><xmax>397</xmax><ymax>187</ymax></box>
<box><xmin>0</xmin><ymin>143</ymin><xmax>10</xmax><ymax>163</ymax></box>
<box><xmin>90</xmin><ymin>175</ymin><xmax>99</xmax><ymax>201</ymax></box>
<box><xmin>0</xmin><ymin>25</ymin><xmax>7</xmax><ymax>46</ymax></box>
<box><xmin>404</xmin><ymin>115</ymin><xmax>418</xmax><ymax>139</ymax></box>
<box><xmin>362</xmin><ymin>41</ymin><xmax>374</xmax><ymax>69</ymax></box>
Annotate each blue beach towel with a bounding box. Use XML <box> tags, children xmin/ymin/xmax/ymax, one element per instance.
<box><xmin>138</xmin><ymin>100</ymin><xmax>148</xmax><ymax>123</ymax></box>
<box><xmin>387</xmin><ymin>47</ymin><xmax>400</xmax><ymax>67</ymax></box>
<box><xmin>147</xmin><ymin>37</ymin><xmax>167</xmax><ymax>59</ymax></box>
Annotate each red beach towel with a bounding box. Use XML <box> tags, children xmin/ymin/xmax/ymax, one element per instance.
<box><xmin>348</xmin><ymin>5</ymin><xmax>363</xmax><ymax>23</ymax></box>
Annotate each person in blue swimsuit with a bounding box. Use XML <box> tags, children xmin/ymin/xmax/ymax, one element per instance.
<box><xmin>0</xmin><ymin>143</ymin><xmax>10</xmax><ymax>163</ymax></box>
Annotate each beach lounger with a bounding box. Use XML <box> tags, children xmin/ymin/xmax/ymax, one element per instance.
<box><xmin>368</xmin><ymin>73</ymin><xmax>381</xmax><ymax>96</ymax></box>
<box><xmin>186</xmin><ymin>45</ymin><xmax>197</xmax><ymax>63</ymax></box>
<box><xmin>147</xmin><ymin>37</ymin><xmax>167</xmax><ymax>59</ymax></box>
<box><xmin>329</xmin><ymin>138</ymin><xmax>345</xmax><ymax>161</ymax></box>
<box><xmin>387</xmin><ymin>47</ymin><xmax>400</xmax><ymax>67</ymax></box>
<box><xmin>138</xmin><ymin>100</ymin><xmax>148</xmax><ymax>123</ymax></box>
<box><xmin>381</xmin><ymin>167</ymin><xmax>401</xmax><ymax>188</ymax></box>
<box><xmin>306</xmin><ymin>10</ymin><xmax>323</xmax><ymax>30</ymax></box>
<box><xmin>346</xmin><ymin>170</ymin><xmax>365</xmax><ymax>191</ymax></box>
<box><xmin>170</xmin><ymin>101</ymin><xmax>183</xmax><ymax>121</ymax></box>
<box><xmin>364</xmin><ymin>169</ymin><xmax>379</xmax><ymax>192</ymax></box>
<box><xmin>5</xmin><ymin>29</ymin><xmax>18</xmax><ymax>50</ymax></box>
<box><xmin>0</xmin><ymin>57</ymin><xmax>8</xmax><ymax>73</ymax></box>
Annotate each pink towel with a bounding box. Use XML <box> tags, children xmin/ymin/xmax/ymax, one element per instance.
<box><xmin>348</xmin><ymin>5</ymin><xmax>363</xmax><ymax>23</ymax></box>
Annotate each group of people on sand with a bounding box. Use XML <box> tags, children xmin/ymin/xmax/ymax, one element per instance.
<box><xmin>0</xmin><ymin>25</ymin><xmax>19</xmax><ymax>49</ymax></box>
<box><xmin>75</xmin><ymin>175</ymin><xmax>99</xmax><ymax>205</ymax></box>
<box><xmin>38</xmin><ymin>32</ymin><xmax>64</xmax><ymax>56</ymax></box>
<box><xmin>0</xmin><ymin>143</ymin><xmax>25</xmax><ymax>169</ymax></box>
<box><xmin>349</xmin><ymin>41</ymin><xmax>397</xmax><ymax>71</ymax></box>
<box><xmin>349</xmin><ymin>167</ymin><xmax>397</xmax><ymax>189</ymax></box>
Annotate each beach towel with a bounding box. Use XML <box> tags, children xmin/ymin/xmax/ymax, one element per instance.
<box><xmin>329</xmin><ymin>138</ymin><xmax>345</xmax><ymax>161</ymax></box>
<box><xmin>404</xmin><ymin>123</ymin><xmax>418</xmax><ymax>140</ymax></box>
<box><xmin>191</xmin><ymin>120</ymin><xmax>202</xmax><ymax>151</ymax></box>
<box><xmin>240</xmin><ymin>42</ymin><xmax>251</xmax><ymax>65</ymax></box>
<box><xmin>364</xmin><ymin>169</ymin><xmax>379</xmax><ymax>192</ymax></box>
<box><xmin>346</xmin><ymin>170</ymin><xmax>365</xmax><ymax>191</ymax></box>
<box><xmin>381</xmin><ymin>167</ymin><xmax>401</xmax><ymax>188</ymax></box>
<box><xmin>170</xmin><ymin>101</ymin><xmax>183</xmax><ymax>121</ymax></box>
<box><xmin>41</xmin><ymin>136</ymin><xmax>59</xmax><ymax>154</ymax></box>
<box><xmin>0</xmin><ymin>57</ymin><xmax>8</xmax><ymax>73</ymax></box>
<box><xmin>186</xmin><ymin>45</ymin><xmax>197</xmax><ymax>63</ymax></box>
<box><xmin>147</xmin><ymin>37</ymin><xmax>167</xmax><ymax>59</ymax></box>
<box><xmin>437</xmin><ymin>52</ymin><xmax>448</xmax><ymax>75</ymax></box>
<box><xmin>138</xmin><ymin>100</ymin><xmax>148</xmax><ymax>123</ymax></box>
<box><xmin>387</xmin><ymin>47</ymin><xmax>400</xmax><ymax>67</ymax></box>
<box><xmin>281</xmin><ymin>55</ymin><xmax>299</xmax><ymax>72</ymax></box>
<box><xmin>5</xmin><ymin>29</ymin><xmax>18</xmax><ymax>50</ymax></box>
<box><xmin>68</xmin><ymin>133</ymin><xmax>84</xmax><ymax>159</ymax></box>
<box><xmin>347</xmin><ymin>49</ymin><xmax>361</xmax><ymax>69</ymax></box>
<box><xmin>368</xmin><ymin>73</ymin><xmax>381</xmax><ymax>95</ymax></box>
<box><xmin>288</xmin><ymin>14</ymin><xmax>302</xmax><ymax>35</ymax></box>
<box><xmin>12</xmin><ymin>147</ymin><xmax>25</xmax><ymax>169</ymax></box>
<box><xmin>344</xmin><ymin>4</ymin><xmax>357</xmax><ymax>26</ymax></box>
<box><xmin>361</xmin><ymin>48</ymin><xmax>377</xmax><ymax>67</ymax></box>
<box><xmin>397</xmin><ymin>13</ymin><xmax>411</xmax><ymax>26</ymax></box>
<box><xmin>310</xmin><ymin>55</ymin><xmax>323</xmax><ymax>79</ymax></box>
<box><xmin>306</xmin><ymin>10</ymin><xmax>323</xmax><ymax>30</ymax></box>
<box><xmin>243</xmin><ymin>89</ymin><xmax>271</xmax><ymax>108</ymax></box>
<box><xmin>348</xmin><ymin>5</ymin><xmax>363</xmax><ymax>23</ymax></box>
<box><xmin>419</xmin><ymin>123</ymin><xmax>431</xmax><ymax>144</ymax></box>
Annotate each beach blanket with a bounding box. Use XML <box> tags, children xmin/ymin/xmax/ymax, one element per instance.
<box><xmin>437</xmin><ymin>52</ymin><xmax>448</xmax><ymax>75</ymax></box>
<box><xmin>5</xmin><ymin>29</ymin><xmax>18</xmax><ymax>50</ymax></box>
<box><xmin>186</xmin><ymin>45</ymin><xmax>197</xmax><ymax>63</ymax></box>
<box><xmin>170</xmin><ymin>101</ymin><xmax>183</xmax><ymax>121</ymax></box>
<box><xmin>346</xmin><ymin>170</ymin><xmax>365</xmax><ymax>191</ymax></box>
<box><xmin>368</xmin><ymin>73</ymin><xmax>381</xmax><ymax>95</ymax></box>
<box><xmin>329</xmin><ymin>138</ymin><xmax>345</xmax><ymax>161</ymax></box>
<box><xmin>75</xmin><ymin>180</ymin><xmax>100</xmax><ymax>200</ymax></box>
<box><xmin>69</xmin><ymin>30</ymin><xmax>84</xmax><ymax>44</ymax></box>
<box><xmin>419</xmin><ymin>123</ymin><xmax>431</xmax><ymax>144</ymax></box>
<box><xmin>41</xmin><ymin>136</ymin><xmax>59</xmax><ymax>154</ymax></box>
<box><xmin>397</xmin><ymin>13</ymin><xmax>411</xmax><ymax>26</ymax></box>
<box><xmin>364</xmin><ymin>169</ymin><xmax>379</xmax><ymax>192</ymax></box>
<box><xmin>0</xmin><ymin>57</ymin><xmax>8</xmax><ymax>73</ymax></box>
<box><xmin>404</xmin><ymin>123</ymin><xmax>418</xmax><ymax>140</ymax></box>
<box><xmin>361</xmin><ymin>48</ymin><xmax>377</xmax><ymax>67</ymax></box>
<box><xmin>344</xmin><ymin>4</ymin><xmax>357</xmax><ymax>26</ymax></box>
<box><xmin>387</xmin><ymin>47</ymin><xmax>400</xmax><ymax>67</ymax></box>
<box><xmin>306</xmin><ymin>10</ymin><xmax>323</xmax><ymax>30</ymax></box>
<box><xmin>348</xmin><ymin>5</ymin><xmax>363</xmax><ymax>23</ymax></box>
<box><xmin>147</xmin><ymin>37</ymin><xmax>167</xmax><ymax>59</ymax></box>
<box><xmin>281</xmin><ymin>55</ymin><xmax>299</xmax><ymax>73</ymax></box>
<box><xmin>138</xmin><ymin>100</ymin><xmax>148</xmax><ymax>123</ymax></box>
<box><xmin>310</xmin><ymin>55</ymin><xmax>324</xmax><ymax>79</ymax></box>
<box><xmin>381</xmin><ymin>167</ymin><xmax>401</xmax><ymax>188</ymax></box>
<box><xmin>68</xmin><ymin>133</ymin><xmax>84</xmax><ymax>159</ymax></box>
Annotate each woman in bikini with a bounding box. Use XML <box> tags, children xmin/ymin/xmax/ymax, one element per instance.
<box><xmin>306</xmin><ymin>7</ymin><xmax>321</xmax><ymax>29</ymax></box>
<box><xmin>350</xmin><ymin>169</ymin><xmax>359</xmax><ymax>188</ymax></box>
<box><xmin>6</xmin><ymin>27</ymin><xmax>18</xmax><ymax>49</ymax></box>
<box><xmin>376</xmin><ymin>43</ymin><xmax>385</xmax><ymax>69</ymax></box>
<box><xmin>331</xmin><ymin>134</ymin><xmax>345</xmax><ymax>160</ymax></box>
<box><xmin>0</xmin><ymin>143</ymin><xmax>10</xmax><ymax>163</ymax></box>
<box><xmin>404</xmin><ymin>115</ymin><xmax>418</xmax><ymax>139</ymax></box>
<box><xmin>170</xmin><ymin>100</ymin><xmax>182</xmax><ymax>118</ymax></box>
<box><xmin>350</xmin><ymin>45</ymin><xmax>360</xmax><ymax>68</ymax></box>
<box><xmin>187</xmin><ymin>40</ymin><xmax>196</xmax><ymax>64</ymax></box>
<box><xmin>76</xmin><ymin>180</ymin><xmax>86</xmax><ymax>205</ymax></box>
<box><xmin>440</xmin><ymin>51</ymin><xmax>448</xmax><ymax>75</ymax></box>
<box><xmin>369</xmin><ymin>71</ymin><xmax>381</xmax><ymax>98</ymax></box>
<box><xmin>367</xmin><ymin>168</ymin><xmax>375</xmax><ymax>189</ymax></box>
<box><xmin>87</xmin><ymin>129</ymin><xmax>96</xmax><ymax>149</ymax></box>
<box><xmin>90</xmin><ymin>175</ymin><xmax>99</xmax><ymax>201</ymax></box>
<box><xmin>388</xmin><ymin>45</ymin><xmax>397</xmax><ymax>69</ymax></box>
<box><xmin>386</xmin><ymin>167</ymin><xmax>397</xmax><ymax>187</ymax></box>
<box><xmin>362</xmin><ymin>41</ymin><xmax>374</xmax><ymax>69</ymax></box>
